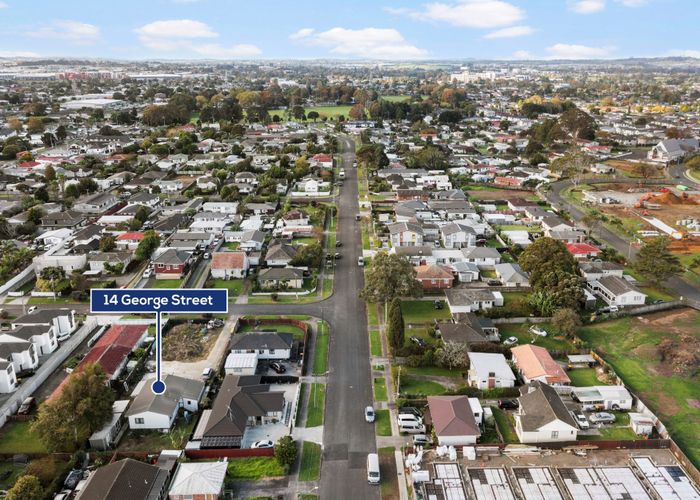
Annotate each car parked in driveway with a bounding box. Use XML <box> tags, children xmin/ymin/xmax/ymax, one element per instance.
<box><xmin>251</xmin><ymin>440</ymin><xmax>274</xmax><ymax>449</ymax></box>
<box><xmin>410</xmin><ymin>336</ymin><xmax>427</xmax><ymax>348</ymax></box>
<box><xmin>398</xmin><ymin>407</ymin><xmax>423</xmax><ymax>419</ymax></box>
<box><xmin>497</xmin><ymin>399</ymin><xmax>519</xmax><ymax>410</ymax></box>
<box><xmin>270</xmin><ymin>362</ymin><xmax>286</xmax><ymax>374</ymax></box>
<box><xmin>365</xmin><ymin>406</ymin><xmax>375</xmax><ymax>423</ymax></box>
<box><xmin>529</xmin><ymin>325</ymin><xmax>547</xmax><ymax>337</ymax></box>
<box><xmin>503</xmin><ymin>336</ymin><xmax>518</xmax><ymax>347</ymax></box>
<box><xmin>572</xmin><ymin>410</ymin><xmax>590</xmax><ymax>430</ymax></box>
<box><xmin>589</xmin><ymin>412</ymin><xmax>616</xmax><ymax>424</ymax></box>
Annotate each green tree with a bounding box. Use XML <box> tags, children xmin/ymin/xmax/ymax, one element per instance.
<box><xmin>274</xmin><ymin>435</ymin><xmax>297</xmax><ymax>467</ymax></box>
<box><xmin>386</xmin><ymin>298</ymin><xmax>405</xmax><ymax>352</ymax></box>
<box><xmin>360</xmin><ymin>253</ymin><xmax>423</xmax><ymax>314</ymax></box>
<box><xmin>99</xmin><ymin>234</ymin><xmax>116</xmax><ymax>252</ymax></box>
<box><xmin>65</xmin><ymin>183</ymin><xmax>79</xmax><ymax>199</ymax></box>
<box><xmin>534</xmin><ymin>268</ymin><xmax>584</xmax><ymax>313</ymax></box>
<box><xmin>6</xmin><ymin>475</ymin><xmax>43</xmax><ymax>500</ymax></box>
<box><xmin>135</xmin><ymin>230</ymin><xmax>160</xmax><ymax>261</ymax></box>
<box><xmin>633</xmin><ymin>237</ymin><xmax>683</xmax><ymax>283</ymax></box>
<box><xmin>519</xmin><ymin>237</ymin><xmax>578</xmax><ymax>288</ymax></box>
<box><xmin>32</xmin><ymin>363</ymin><xmax>114</xmax><ymax>452</ymax></box>
<box><xmin>435</xmin><ymin>341</ymin><xmax>470</xmax><ymax>370</ymax></box>
<box><xmin>43</xmin><ymin>164</ymin><xmax>56</xmax><ymax>182</ymax></box>
<box><xmin>551</xmin><ymin>308</ymin><xmax>582</xmax><ymax>338</ymax></box>
<box><xmin>26</xmin><ymin>206</ymin><xmax>45</xmax><ymax>225</ymax></box>
<box><xmin>289</xmin><ymin>242</ymin><xmax>323</xmax><ymax>268</ymax></box>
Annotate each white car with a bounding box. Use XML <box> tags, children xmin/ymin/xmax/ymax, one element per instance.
<box><xmin>589</xmin><ymin>412</ymin><xmax>616</xmax><ymax>424</ymax></box>
<box><xmin>251</xmin><ymin>440</ymin><xmax>274</xmax><ymax>449</ymax></box>
<box><xmin>529</xmin><ymin>326</ymin><xmax>547</xmax><ymax>337</ymax></box>
<box><xmin>365</xmin><ymin>406</ymin><xmax>375</xmax><ymax>423</ymax></box>
<box><xmin>503</xmin><ymin>336</ymin><xmax>519</xmax><ymax>347</ymax></box>
<box><xmin>143</xmin><ymin>267</ymin><xmax>153</xmax><ymax>279</ymax></box>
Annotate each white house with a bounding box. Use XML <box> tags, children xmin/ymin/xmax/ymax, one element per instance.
<box><xmin>388</xmin><ymin>222</ymin><xmax>424</xmax><ymax>247</ymax></box>
<box><xmin>229</xmin><ymin>332</ymin><xmax>293</xmax><ymax>360</ymax></box>
<box><xmin>0</xmin><ymin>341</ymin><xmax>38</xmax><ymax>374</ymax></box>
<box><xmin>210</xmin><ymin>252</ymin><xmax>248</xmax><ymax>279</ymax></box>
<box><xmin>515</xmin><ymin>382</ymin><xmax>578</xmax><ymax>444</ymax></box>
<box><xmin>127</xmin><ymin>374</ymin><xmax>205</xmax><ymax>431</ymax></box>
<box><xmin>570</xmin><ymin>386</ymin><xmax>633</xmax><ymax>411</ymax></box>
<box><xmin>445</xmin><ymin>289</ymin><xmax>503</xmax><ymax>314</ymax></box>
<box><xmin>0</xmin><ymin>362</ymin><xmax>17</xmax><ymax>393</ymax></box>
<box><xmin>13</xmin><ymin>309</ymin><xmax>76</xmax><ymax>339</ymax></box>
<box><xmin>428</xmin><ymin>395</ymin><xmax>482</xmax><ymax>446</ymax></box>
<box><xmin>467</xmin><ymin>352</ymin><xmax>516</xmax><ymax>390</ymax></box>
<box><xmin>440</xmin><ymin>223</ymin><xmax>477</xmax><ymax>249</ymax></box>
<box><xmin>202</xmin><ymin>201</ymin><xmax>239</xmax><ymax>215</ymax></box>
<box><xmin>461</xmin><ymin>247</ymin><xmax>501</xmax><ymax>269</ymax></box>
<box><xmin>0</xmin><ymin>325</ymin><xmax>58</xmax><ymax>357</ymax></box>
<box><xmin>224</xmin><ymin>352</ymin><xmax>259</xmax><ymax>376</ymax></box>
<box><xmin>587</xmin><ymin>275</ymin><xmax>646</xmax><ymax>307</ymax></box>
<box><xmin>647</xmin><ymin>138</ymin><xmax>699</xmax><ymax>163</ymax></box>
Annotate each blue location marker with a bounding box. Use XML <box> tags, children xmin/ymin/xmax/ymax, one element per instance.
<box><xmin>90</xmin><ymin>288</ymin><xmax>228</xmax><ymax>394</ymax></box>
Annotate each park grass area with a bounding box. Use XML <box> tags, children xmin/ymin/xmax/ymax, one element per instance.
<box><xmin>239</xmin><ymin>322</ymin><xmax>306</xmax><ymax>341</ymax></box>
<box><xmin>313</xmin><ymin>321</ymin><xmax>329</xmax><ymax>376</ymax></box>
<box><xmin>375</xmin><ymin>409</ymin><xmax>392</xmax><ymax>436</ymax></box>
<box><xmin>227</xmin><ymin>457</ymin><xmax>285</xmax><ymax>480</ymax></box>
<box><xmin>498</xmin><ymin>323</ymin><xmax>577</xmax><ymax>354</ymax></box>
<box><xmin>209</xmin><ymin>278</ymin><xmax>245</xmax><ymax>296</ymax></box>
<box><xmin>298</xmin><ymin>441</ymin><xmax>322</xmax><ymax>481</ymax></box>
<box><xmin>149</xmin><ymin>278</ymin><xmax>183</xmax><ymax>289</ymax></box>
<box><xmin>400</xmin><ymin>300</ymin><xmax>451</xmax><ymax>325</ymax></box>
<box><xmin>0</xmin><ymin>421</ymin><xmax>47</xmax><ymax>454</ymax></box>
<box><xmin>381</xmin><ymin>95</ymin><xmax>411</xmax><ymax>102</ymax></box>
<box><xmin>369</xmin><ymin>330</ymin><xmax>382</xmax><ymax>357</ymax></box>
<box><xmin>568</xmin><ymin>368</ymin><xmax>605</xmax><ymax>387</ymax></box>
<box><xmin>399</xmin><ymin>376</ymin><xmax>446</xmax><ymax>396</ymax></box>
<box><xmin>306</xmin><ymin>384</ymin><xmax>325</xmax><ymax>427</ymax></box>
<box><xmin>492</xmin><ymin>407</ymin><xmax>519</xmax><ymax>443</ymax></box>
<box><xmin>576</xmin><ymin>309</ymin><xmax>700</xmax><ymax>468</ymax></box>
<box><xmin>268</xmin><ymin>105</ymin><xmax>352</xmax><ymax>121</ymax></box>
<box><xmin>374</xmin><ymin>377</ymin><xmax>388</xmax><ymax>402</ymax></box>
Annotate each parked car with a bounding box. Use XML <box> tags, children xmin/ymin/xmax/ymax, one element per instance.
<box><xmin>355</xmin><ymin>214</ymin><xmax>361</xmax><ymax>221</ymax></box>
<box><xmin>410</xmin><ymin>336</ymin><xmax>427</xmax><ymax>348</ymax></box>
<box><xmin>487</xmin><ymin>279</ymin><xmax>501</xmax><ymax>286</ymax></box>
<box><xmin>270</xmin><ymin>362</ymin><xmax>286</xmax><ymax>374</ymax></box>
<box><xmin>589</xmin><ymin>412</ymin><xmax>616</xmax><ymax>424</ymax></box>
<box><xmin>651</xmin><ymin>299</ymin><xmax>664</xmax><ymax>304</ymax></box>
<box><xmin>412</xmin><ymin>434</ymin><xmax>430</xmax><ymax>446</ymax></box>
<box><xmin>334</xmin><ymin>253</ymin><xmax>341</xmax><ymax>260</ymax></box>
<box><xmin>497</xmin><ymin>399</ymin><xmax>519</xmax><ymax>410</ymax></box>
<box><xmin>201</xmin><ymin>367</ymin><xmax>214</xmax><ymax>380</ymax></box>
<box><xmin>433</xmin><ymin>300</ymin><xmax>443</xmax><ymax>310</ymax></box>
<box><xmin>203</xmin><ymin>252</ymin><xmax>211</xmax><ymax>259</ymax></box>
<box><xmin>251</xmin><ymin>440</ymin><xmax>274</xmax><ymax>449</ymax></box>
<box><xmin>358</xmin><ymin>256</ymin><xmax>364</xmax><ymax>266</ymax></box>
<box><xmin>398</xmin><ymin>407</ymin><xmax>423</xmax><ymax>419</ymax></box>
<box><xmin>503</xmin><ymin>336</ymin><xmax>518</xmax><ymax>347</ymax></box>
<box><xmin>142</xmin><ymin>267</ymin><xmax>152</xmax><ymax>279</ymax></box>
<box><xmin>335</xmin><ymin>241</ymin><xmax>342</xmax><ymax>247</ymax></box>
<box><xmin>64</xmin><ymin>469</ymin><xmax>83</xmax><ymax>490</ymax></box>
<box><xmin>572</xmin><ymin>411</ymin><xmax>590</xmax><ymax>430</ymax></box>
<box><xmin>17</xmin><ymin>397</ymin><xmax>35</xmax><ymax>415</ymax></box>
<box><xmin>365</xmin><ymin>406</ymin><xmax>375</xmax><ymax>423</ymax></box>
<box><xmin>529</xmin><ymin>326</ymin><xmax>547</xmax><ymax>337</ymax></box>
<box><xmin>27</xmin><ymin>306</ymin><xmax>37</xmax><ymax>314</ymax></box>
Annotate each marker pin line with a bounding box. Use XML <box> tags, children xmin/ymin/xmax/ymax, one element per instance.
<box><xmin>151</xmin><ymin>311</ymin><xmax>166</xmax><ymax>395</ymax></box>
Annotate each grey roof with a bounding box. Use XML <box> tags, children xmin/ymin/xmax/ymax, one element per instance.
<box><xmin>153</xmin><ymin>248</ymin><xmax>189</xmax><ymax>265</ymax></box>
<box><xmin>437</xmin><ymin>322</ymin><xmax>487</xmax><ymax>344</ymax></box>
<box><xmin>126</xmin><ymin>374</ymin><xmax>204</xmax><ymax>418</ymax></box>
<box><xmin>461</xmin><ymin>246</ymin><xmax>501</xmax><ymax>260</ymax></box>
<box><xmin>5</xmin><ymin>325</ymin><xmax>51</xmax><ymax>341</ymax></box>
<box><xmin>76</xmin><ymin>458</ymin><xmax>168</xmax><ymax>500</ymax></box>
<box><xmin>265</xmin><ymin>243</ymin><xmax>298</xmax><ymax>262</ymax></box>
<box><xmin>445</xmin><ymin>288</ymin><xmax>497</xmax><ymax>305</ymax></box>
<box><xmin>387</xmin><ymin>221</ymin><xmax>423</xmax><ymax>235</ymax></box>
<box><xmin>258</xmin><ymin>267</ymin><xmax>304</xmax><ymax>281</ymax></box>
<box><xmin>494</xmin><ymin>263</ymin><xmax>529</xmax><ymax>284</ymax></box>
<box><xmin>241</xmin><ymin>229</ymin><xmax>265</xmax><ymax>243</ymax></box>
<box><xmin>578</xmin><ymin>261</ymin><xmax>624</xmax><ymax>273</ymax></box>
<box><xmin>517</xmin><ymin>381</ymin><xmax>577</xmax><ymax>432</ymax></box>
<box><xmin>73</xmin><ymin>224</ymin><xmax>103</xmax><ymax>240</ymax></box>
<box><xmin>230</xmin><ymin>332</ymin><xmax>293</xmax><ymax>351</ymax></box>
<box><xmin>13</xmin><ymin>308</ymin><xmax>72</xmax><ymax>325</ymax></box>
<box><xmin>393</xmin><ymin>246</ymin><xmax>434</xmax><ymax>257</ymax></box>
<box><xmin>441</xmin><ymin>222</ymin><xmax>476</xmax><ymax>236</ymax></box>
<box><xmin>596</xmin><ymin>275</ymin><xmax>640</xmax><ymax>295</ymax></box>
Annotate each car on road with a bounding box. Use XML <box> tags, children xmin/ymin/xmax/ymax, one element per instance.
<box><xmin>487</xmin><ymin>279</ymin><xmax>501</xmax><ymax>286</ymax></box>
<box><xmin>358</xmin><ymin>256</ymin><xmax>364</xmax><ymax>266</ymax></box>
<box><xmin>334</xmin><ymin>253</ymin><xmax>341</xmax><ymax>260</ymax></box>
<box><xmin>17</xmin><ymin>397</ymin><xmax>35</xmax><ymax>415</ymax></box>
<box><xmin>143</xmin><ymin>267</ymin><xmax>152</xmax><ymax>279</ymax></box>
<box><xmin>529</xmin><ymin>325</ymin><xmax>548</xmax><ymax>337</ymax></box>
<box><xmin>589</xmin><ymin>412</ymin><xmax>616</xmax><ymax>424</ymax></box>
<box><xmin>251</xmin><ymin>440</ymin><xmax>274</xmax><ymax>449</ymax></box>
<box><xmin>497</xmin><ymin>399</ymin><xmax>519</xmax><ymax>410</ymax></box>
<box><xmin>270</xmin><ymin>362</ymin><xmax>286</xmax><ymax>374</ymax></box>
<box><xmin>355</xmin><ymin>214</ymin><xmax>361</xmax><ymax>221</ymax></box>
<box><xmin>335</xmin><ymin>241</ymin><xmax>342</xmax><ymax>247</ymax></box>
<box><xmin>201</xmin><ymin>367</ymin><xmax>214</xmax><ymax>380</ymax></box>
<box><xmin>27</xmin><ymin>306</ymin><xmax>37</xmax><ymax>314</ymax></box>
<box><xmin>410</xmin><ymin>336</ymin><xmax>427</xmax><ymax>348</ymax></box>
<box><xmin>203</xmin><ymin>252</ymin><xmax>211</xmax><ymax>259</ymax></box>
<box><xmin>503</xmin><ymin>336</ymin><xmax>519</xmax><ymax>347</ymax></box>
<box><xmin>572</xmin><ymin>410</ymin><xmax>590</xmax><ymax>430</ymax></box>
<box><xmin>365</xmin><ymin>406</ymin><xmax>375</xmax><ymax>423</ymax></box>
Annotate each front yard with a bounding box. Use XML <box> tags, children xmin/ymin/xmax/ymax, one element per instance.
<box><xmin>400</xmin><ymin>300</ymin><xmax>451</xmax><ymax>325</ymax></box>
<box><xmin>0</xmin><ymin>421</ymin><xmax>47</xmax><ymax>454</ymax></box>
<box><xmin>227</xmin><ymin>457</ymin><xmax>286</xmax><ymax>480</ymax></box>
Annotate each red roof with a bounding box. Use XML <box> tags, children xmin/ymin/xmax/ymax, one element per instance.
<box><xmin>312</xmin><ymin>153</ymin><xmax>332</xmax><ymax>162</ymax></box>
<box><xmin>211</xmin><ymin>251</ymin><xmax>246</xmax><ymax>269</ymax></box>
<box><xmin>18</xmin><ymin>161</ymin><xmax>40</xmax><ymax>168</ymax></box>
<box><xmin>116</xmin><ymin>232</ymin><xmax>145</xmax><ymax>241</ymax></box>
<box><xmin>566</xmin><ymin>242</ymin><xmax>600</xmax><ymax>255</ymax></box>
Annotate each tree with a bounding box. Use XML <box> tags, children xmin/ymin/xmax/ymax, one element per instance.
<box><xmin>274</xmin><ymin>435</ymin><xmax>297</xmax><ymax>467</ymax></box>
<box><xmin>34</xmin><ymin>186</ymin><xmax>49</xmax><ymax>203</ymax></box>
<box><xmin>26</xmin><ymin>116</ymin><xmax>44</xmax><ymax>134</ymax></box>
<box><xmin>307</xmin><ymin>111</ymin><xmax>320</xmax><ymax>122</ymax></box>
<box><xmin>435</xmin><ymin>341</ymin><xmax>470</xmax><ymax>370</ymax></box>
<box><xmin>360</xmin><ymin>252</ymin><xmax>423</xmax><ymax>310</ymax></box>
<box><xmin>519</xmin><ymin>237</ymin><xmax>578</xmax><ymax>289</ymax></box>
<box><xmin>65</xmin><ymin>184</ymin><xmax>79</xmax><ymax>199</ymax></box>
<box><xmin>289</xmin><ymin>242</ymin><xmax>323</xmax><ymax>268</ymax></box>
<box><xmin>135</xmin><ymin>230</ymin><xmax>160</xmax><ymax>261</ymax></box>
<box><xmin>349</xmin><ymin>103</ymin><xmax>365</xmax><ymax>120</ymax></box>
<box><xmin>534</xmin><ymin>269</ymin><xmax>584</xmax><ymax>313</ymax></box>
<box><xmin>7</xmin><ymin>116</ymin><xmax>22</xmax><ymax>133</ymax></box>
<box><xmin>633</xmin><ymin>163</ymin><xmax>657</xmax><ymax>180</ymax></box>
<box><xmin>99</xmin><ymin>234</ymin><xmax>116</xmax><ymax>252</ymax></box>
<box><xmin>32</xmin><ymin>363</ymin><xmax>114</xmax><ymax>452</ymax></box>
<box><xmin>44</xmin><ymin>164</ymin><xmax>56</xmax><ymax>182</ymax></box>
<box><xmin>633</xmin><ymin>236</ymin><xmax>683</xmax><ymax>283</ymax></box>
<box><xmin>581</xmin><ymin>210</ymin><xmax>602</xmax><ymax>237</ymax></box>
<box><xmin>386</xmin><ymin>298</ymin><xmax>405</xmax><ymax>352</ymax></box>
<box><xmin>551</xmin><ymin>308</ymin><xmax>582</xmax><ymax>338</ymax></box>
<box><xmin>26</xmin><ymin>206</ymin><xmax>45</xmax><ymax>225</ymax></box>
<box><xmin>6</xmin><ymin>475</ymin><xmax>43</xmax><ymax>500</ymax></box>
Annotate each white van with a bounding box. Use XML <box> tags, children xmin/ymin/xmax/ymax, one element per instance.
<box><xmin>397</xmin><ymin>413</ymin><xmax>422</xmax><ymax>425</ymax></box>
<box><xmin>367</xmin><ymin>453</ymin><xmax>380</xmax><ymax>484</ymax></box>
<box><xmin>399</xmin><ymin>421</ymin><xmax>426</xmax><ymax>434</ymax></box>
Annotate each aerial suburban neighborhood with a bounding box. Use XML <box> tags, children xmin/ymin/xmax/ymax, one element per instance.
<box><xmin>0</xmin><ymin>2</ymin><xmax>699</xmax><ymax>499</ymax></box>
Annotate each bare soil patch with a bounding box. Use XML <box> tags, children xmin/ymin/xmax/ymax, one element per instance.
<box><xmin>162</xmin><ymin>323</ymin><xmax>221</xmax><ymax>362</ymax></box>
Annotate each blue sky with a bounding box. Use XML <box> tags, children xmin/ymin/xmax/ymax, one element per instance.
<box><xmin>0</xmin><ymin>0</ymin><xmax>698</xmax><ymax>60</ymax></box>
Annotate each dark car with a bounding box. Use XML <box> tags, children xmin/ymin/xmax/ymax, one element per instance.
<box><xmin>410</xmin><ymin>336</ymin><xmax>427</xmax><ymax>348</ymax></box>
<box><xmin>334</xmin><ymin>253</ymin><xmax>342</xmax><ymax>260</ymax></box>
<box><xmin>17</xmin><ymin>397</ymin><xmax>35</xmax><ymax>415</ymax></box>
<box><xmin>64</xmin><ymin>469</ymin><xmax>83</xmax><ymax>490</ymax></box>
<box><xmin>335</xmin><ymin>241</ymin><xmax>342</xmax><ymax>247</ymax></box>
<box><xmin>433</xmin><ymin>300</ymin><xmax>443</xmax><ymax>310</ymax></box>
<box><xmin>270</xmin><ymin>362</ymin><xmax>286</xmax><ymax>374</ymax></box>
<box><xmin>487</xmin><ymin>279</ymin><xmax>501</xmax><ymax>286</ymax></box>
<box><xmin>498</xmin><ymin>399</ymin><xmax>519</xmax><ymax>410</ymax></box>
<box><xmin>399</xmin><ymin>407</ymin><xmax>423</xmax><ymax>418</ymax></box>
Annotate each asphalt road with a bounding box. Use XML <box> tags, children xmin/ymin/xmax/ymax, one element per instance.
<box><xmin>545</xmin><ymin>176</ymin><xmax>700</xmax><ymax>302</ymax></box>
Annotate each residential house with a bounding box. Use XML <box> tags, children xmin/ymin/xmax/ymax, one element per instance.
<box><xmin>211</xmin><ymin>252</ymin><xmax>248</xmax><ymax>279</ymax></box>
<box><xmin>76</xmin><ymin>458</ymin><xmax>169</xmax><ymax>500</ymax></box>
<box><xmin>578</xmin><ymin>261</ymin><xmax>624</xmax><ymax>281</ymax></box>
<box><xmin>153</xmin><ymin>249</ymin><xmax>190</xmax><ymax>279</ymax></box>
<box><xmin>13</xmin><ymin>309</ymin><xmax>76</xmax><ymax>339</ymax></box>
<box><xmin>388</xmin><ymin>222</ymin><xmax>424</xmax><ymax>247</ymax></box>
<box><xmin>73</xmin><ymin>192</ymin><xmax>119</xmax><ymax>215</ymax></box>
<box><xmin>587</xmin><ymin>275</ymin><xmax>647</xmax><ymax>307</ymax></box>
<box><xmin>89</xmin><ymin>400</ymin><xmax>130</xmax><ymax>451</ymax></box>
<box><xmin>88</xmin><ymin>251</ymin><xmax>133</xmax><ymax>274</ymax></box>
<box><xmin>570</xmin><ymin>386</ymin><xmax>633</xmax><ymax>411</ymax></box>
<box><xmin>202</xmin><ymin>201</ymin><xmax>239</xmax><ymax>215</ymax></box>
<box><xmin>511</xmin><ymin>345</ymin><xmax>571</xmax><ymax>385</ymax></box>
<box><xmin>452</xmin><ymin>261</ymin><xmax>480</xmax><ymax>283</ymax></box>
<box><xmin>444</xmin><ymin>289</ymin><xmax>503</xmax><ymax>314</ymax></box>
<box><xmin>461</xmin><ymin>247</ymin><xmax>501</xmax><ymax>269</ymax></box>
<box><xmin>0</xmin><ymin>341</ymin><xmax>38</xmax><ymax>374</ymax></box>
<box><xmin>168</xmin><ymin>462</ymin><xmax>227</xmax><ymax>500</ymax></box>
<box><xmin>127</xmin><ymin>374</ymin><xmax>205</xmax><ymax>431</ymax></box>
<box><xmin>224</xmin><ymin>352</ymin><xmax>259</xmax><ymax>376</ymax></box>
<box><xmin>246</xmin><ymin>202</ymin><xmax>277</xmax><ymax>216</ymax></box>
<box><xmin>514</xmin><ymin>382</ymin><xmax>578</xmax><ymax>444</ymax></box>
<box><xmin>566</xmin><ymin>242</ymin><xmax>601</xmax><ymax>260</ymax></box>
<box><xmin>0</xmin><ymin>362</ymin><xmax>16</xmax><ymax>393</ymax></box>
<box><xmin>436</xmin><ymin>322</ymin><xmax>489</xmax><ymax>346</ymax></box>
<box><xmin>467</xmin><ymin>352</ymin><xmax>516</xmax><ymax>390</ymax></box>
<box><xmin>258</xmin><ymin>267</ymin><xmax>304</xmax><ymax>289</ymax></box>
<box><xmin>230</xmin><ymin>332</ymin><xmax>293</xmax><ymax>360</ymax></box>
<box><xmin>239</xmin><ymin>230</ymin><xmax>265</xmax><ymax>251</ymax></box>
<box><xmin>0</xmin><ymin>324</ymin><xmax>58</xmax><ymax>357</ymax></box>
<box><xmin>441</xmin><ymin>223</ymin><xmax>477</xmax><ymax>249</ymax></box>
<box><xmin>647</xmin><ymin>138</ymin><xmax>699</xmax><ymax>163</ymax></box>
<box><xmin>415</xmin><ymin>264</ymin><xmax>453</xmax><ymax>290</ymax></box>
<box><xmin>494</xmin><ymin>263</ymin><xmax>529</xmax><ymax>287</ymax></box>
<box><xmin>265</xmin><ymin>243</ymin><xmax>298</xmax><ymax>267</ymax></box>
<box><xmin>427</xmin><ymin>396</ymin><xmax>481</xmax><ymax>446</ymax></box>
<box><xmin>115</xmin><ymin>231</ymin><xmax>145</xmax><ymax>250</ymax></box>
<box><xmin>41</xmin><ymin>210</ymin><xmax>85</xmax><ymax>229</ymax></box>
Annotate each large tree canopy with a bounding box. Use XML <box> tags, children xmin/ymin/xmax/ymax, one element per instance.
<box><xmin>360</xmin><ymin>252</ymin><xmax>422</xmax><ymax>304</ymax></box>
<box><xmin>518</xmin><ymin>237</ymin><xmax>578</xmax><ymax>288</ymax></box>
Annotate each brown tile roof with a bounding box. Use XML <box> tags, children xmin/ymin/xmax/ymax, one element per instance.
<box><xmin>427</xmin><ymin>396</ymin><xmax>480</xmax><ymax>438</ymax></box>
<box><xmin>511</xmin><ymin>345</ymin><xmax>570</xmax><ymax>385</ymax></box>
<box><xmin>211</xmin><ymin>251</ymin><xmax>246</xmax><ymax>270</ymax></box>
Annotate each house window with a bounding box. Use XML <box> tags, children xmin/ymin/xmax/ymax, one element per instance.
<box><xmin>135</xmin><ymin>418</ymin><xmax>145</xmax><ymax>424</ymax></box>
<box><xmin>551</xmin><ymin>431</ymin><xmax>559</xmax><ymax>439</ymax></box>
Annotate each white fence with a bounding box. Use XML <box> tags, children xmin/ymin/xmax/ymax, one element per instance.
<box><xmin>0</xmin><ymin>265</ymin><xmax>35</xmax><ymax>297</ymax></box>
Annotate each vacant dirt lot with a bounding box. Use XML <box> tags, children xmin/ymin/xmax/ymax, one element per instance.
<box><xmin>162</xmin><ymin>323</ymin><xmax>221</xmax><ymax>362</ymax></box>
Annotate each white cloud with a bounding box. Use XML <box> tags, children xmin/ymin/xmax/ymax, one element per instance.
<box><xmin>0</xmin><ymin>50</ymin><xmax>40</xmax><ymax>58</ymax></box>
<box><xmin>134</xmin><ymin>19</ymin><xmax>260</xmax><ymax>58</ymax></box>
<box><xmin>668</xmin><ymin>50</ymin><xmax>700</xmax><ymax>58</ymax></box>
<box><xmin>171</xmin><ymin>0</ymin><xmax>201</xmax><ymax>3</ymax></box>
<box><xmin>484</xmin><ymin>25</ymin><xmax>534</xmax><ymax>39</ymax></box>
<box><xmin>0</xmin><ymin>2</ymin><xmax>8</xmax><ymax>9</ymax></box>
<box><xmin>546</xmin><ymin>43</ymin><xmax>613</xmax><ymax>59</ymax></box>
<box><xmin>615</xmin><ymin>0</ymin><xmax>647</xmax><ymax>5</ymax></box>
<box><xmin>570</xmin><ymin>0</ymin><xmax>606</xmax><ymax>14</ymax></box>
<box><xmin>512</xmin><ymin>50</ymin><xmax>534</xmax><ymax>59</ymax></box>
<box><xmin>386</xmin><ymin>0</ymin><xmax>525</xmax><ymax>29</ymax></box>
<box><xmin>30</xmin><ymin>20</ymin><xmax>100</xmax><ymax>43</ymax></box>
<box><xmin>291</xmin><ymin>27</ymin><xmax>427</xmax><ymax>59</ymax></box>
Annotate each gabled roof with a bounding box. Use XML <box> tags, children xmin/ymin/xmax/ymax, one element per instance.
<box><xmin>596</xmin><ymin>275</ymin><xmax>641</xmax><ymax>296</ymax></box>
<box><xmin>127</xmin><ymin>374</ymin><xmax>204</xmax><ymax>418</ymax></box>
<box><xmin>416</xmin><ymin>264</ymin><xmax>453</xmax><ymax>280</ymax></box>
<box><xmin>468</xmin><ymin>352</ymin><xmax>515</xmax><ymax>381</ymax></box>
<box><xmin>211</xmin><ymin>251</ymin><xmax>247</xmax><ymax>270</ymax></box>
<box><xmin>230</xmin><ymin>332</ymin><xmax>293</xmax><ymax>351</ymax></box>
<box><xmin>168</xmin><ymin>462</ymin><xmax>227</xmax><ymax>496</ymax></box>
<box><xmin>517</xmin><ymin>381</ymin><xmax>577</xmax><ymax>432</ymax></box>
<box><xmin>428</xmin><ymin>396</ymin><xmax>480</xmax><ymax>437</ymax></box>
<box><xmin>76</xmin><ymin>458</ymin><xmax>167</xmax><ymax>500</ymax></box>
<box><xmin>153</xmin><ymin>248</ymin><xmax>189</xmax><ymax>266</ymax></box>
<box><xmin>436</xmin><ymin>322</ymin><xmax>487</xmax><ymax>344</ymax></box>
<box><xmin>511</xmin><ymin>344</ymin><xmax>570</xmax><ymax>384</ymax></box>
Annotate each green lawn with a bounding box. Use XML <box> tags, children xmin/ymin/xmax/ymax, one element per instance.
<box><xmin>403</xmin><ymin>366</ymin><xmax>464</xmax><ymax>378</ymax></box>
<box><xmin>306</xmin><ymin>384</ymin><xmax>325</xmax><ymax>427</ymax></box>
<box><xmin>638</xmin><ymin>285</ymin><xmax>677</xmax><ymax>303</ymax></box>
<box><xmin>568</xmin><ymin>368</ymin><xmax>604</xmax><ymax>387</ymax></box>
<box><xmin>577</xmin><ymin>312</ymin><xmax>700</xmax><ymax>468</ymax></box>
<box><xmin>381</xmin><ymin>95</ymin><xmax>411</xmax><ymax>102</ymax></box>
<box><xmin>313</xmin><ymin>321</ymin><xmax>329</xmax><ymax>375</ymax></box>
<box><xmin>375</xmin><ymin>409</ymin><xmax>392</xmax><ymax>436</ymax></box>
<box><xmin>119</xmin><ymin>419</ymin><xmax>194</xmax><ymax>452</ymax></box>
<box><xmin>27</xmin><ymin>296</ymin><xmax>79</xmax><ymax>305</ymax></box>
<box><xmin>0</xmin><ymin>421</ymin><xmax>47</xmax><ymax>454</ymax></box>
<box><xmin>379</xmin><ymin>447</ymin><xmax>399</xmax><ymax>499</ymax></box>
<box><xmin>399</xmin><ymin>376</ymin><xmax>446</xmax><ymax>396</ymax></box>
<box><xmin>492</xmin><ymin>407</ymin><xmax>519</xmax><ymax>443</ymax></box>
<box><xmin>498</xmin><ymin>323</ymin><xmax>578</xmax><ymax>354</ymax></box>
<box><xmin>298</xmin><ymin>441</ymin><xmax>322</xmax><ymax>481</ymax></box>
<box><xmin>209</xmin><ymin>279</ymin><xmax>245</xmax><ymax>296</ymax></box>
<box><xmin>369</xmin><ymin>330</ymin><xmax>382</xmax><ymax>357</ymax></box>
<box><xmin>374</xmin><ymin>377</ymin><xmax>388</xmax><ymax>402</ymax></box>
<box><xmin>400</xmin><ymin>300</ymin><xmax>451</xmax><ymax>325</ymax></box>
<box><xmin>495</xmin><ymin>224</ymin><xmax>541</xmax><ymax>233</ymax></box>
<box><xmin>0</xmin><ymin>462</ymin><xmax>25</xmax><ymax>490</ymax></box>
<box><xmin>296</xmin><ymin>383</ymin><xmax>307</xmax><ymax>427</ymax></box>
<box><xmin>292</xmin><ymin>237</ymin><xmax>319</xmax><ymax>246</ymax></box>
<box><xmin>227</xmin><ymin>457</ymin><xmax>285</xmax><ymax>480</ymax></box>
<box><xmin>150</xmin><ymin>278</ymin><xmax>183</xmax><ymax>289</ymax></box>
<box><xmin>268</xmin><ymin>105</ymin><xmax>353</xmax><ymax>121</ymax></box>
<box><xmin>222</xmin><ymin>241</ymin><xmax>240</xmax><ymax>250</ymax></box>
<box><xmin>367</xmin><ymin>304</ymin><xmax>379</xmax><ymax>326</ymax></box>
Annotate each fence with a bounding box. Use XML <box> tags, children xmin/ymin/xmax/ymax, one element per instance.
<box><xmin>0</xmin><ymin>317</ymin><xmax>101</xmax><ymax>429</ymax></box>
<box><xmin>0</xmin><ymin>264</ymin><xmax>35</xmax><ymax>296</ymax></box>
<box><xmin>491</xmin><ymin>317</ymin><xmax>552</xmax><ymax>324</ymax></box>
<box><xmin>184</xmin><ymin>447</ymin><xmax>274</xmax><ymax>460</ymax></box>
